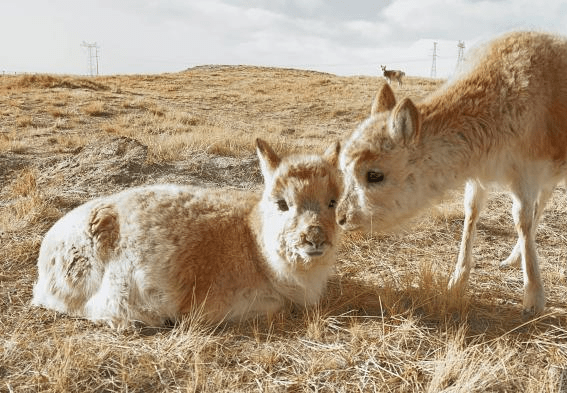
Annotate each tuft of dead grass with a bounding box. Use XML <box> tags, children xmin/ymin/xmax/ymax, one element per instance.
<box><xmin>0</xmin><ymin>74</ymin><xmax>110</xmax><ymax>91</ymax></box>
<box><xmin>82</xmin><ymin>101</ymin><xmax>108</xmax><ymax>117</ymax></box>
<box><xmin>1</xmin><ymin>67</ymin><xmax>566</xmax><ymax>392</ymax></box>
<box><xmin>16</xmin><ymin>115</ymin><xmax>34</xmax><ymax>128</ymax></box>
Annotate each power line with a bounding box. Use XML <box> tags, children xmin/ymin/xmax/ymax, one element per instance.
<box><xmin>430</xmin><ymin>41</ymin><xmax>438</xmax><ymax>78</ymax></box>
<box><xmin>81</xmin><ymin>41</ymin><xmax>100</xmax><ymax>76</ymax></box>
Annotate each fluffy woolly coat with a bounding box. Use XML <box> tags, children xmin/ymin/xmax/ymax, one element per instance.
<box><xmin>338</xmin><ymin>31</ymin><xmax>567</xmax><ymax>316</ymax></box>
<box><xmin>32</xmin><ymin>139</ymin><xmax>342</xmax><ymax>327</ymax></box>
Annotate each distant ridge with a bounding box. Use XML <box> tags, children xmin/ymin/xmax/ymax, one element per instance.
<box><xmin>185</xmin><ymin>64</ymin><xmax>335</xmax><ymax>76</ymax></box>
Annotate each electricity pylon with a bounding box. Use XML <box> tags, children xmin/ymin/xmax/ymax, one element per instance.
<box><xmin>81</xmin><ymin>41</ymin><xmax>100</xmax><ymax>76</ymax></box>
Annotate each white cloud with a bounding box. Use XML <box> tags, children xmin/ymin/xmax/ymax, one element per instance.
<box><xmin>382</xmin><ymin>0</ymin><xmax>567</xmax><ymax>42</ymax></box>
<box><xmin>291</xmin><ymin>0</ymin><xmax>325</xmax><ymax>14</ymax></box>
<box><xmin>343</xmin><ymin>20</ymin><xmax>391</xmax><ymax>42</ymax></box>
<box><xmin>1</xmin><ymin>0</ymin><xmax>566</xmax><ymax>76</ymax></box>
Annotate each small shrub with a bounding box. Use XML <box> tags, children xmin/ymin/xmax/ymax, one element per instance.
<box><xmin>83</xmin><ymin>101</ymin><xmax>107</xmax><ymax>117</ymax></box>
<box><xmin>49</xmin><ymin>107</ymin><xmax>69</xmax><ymax>118</ymax></box>
<box><xmin>16</xmin><ymin>115</ymin><xmax>33</xmax><ymax>128</ymax></box>
<box><xmin>9</xmin><ymin>168</ymin><xmax>37</xmax><ymax>197</ymax></box>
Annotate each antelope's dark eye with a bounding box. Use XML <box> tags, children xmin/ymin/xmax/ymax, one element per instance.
<box><xmin>328</xmin><ymin>199</ymin><xmax>337</xmax><ymax>208</ymax></box>
<box><xmin>277</xmin><ymin>199</ymin><xmax>289</xmax><ymax>211</ymax></box>
<box><xmin>367</xmin><ymin>171</ymin><xmax>384</xmax><ymax>183</ymax></box>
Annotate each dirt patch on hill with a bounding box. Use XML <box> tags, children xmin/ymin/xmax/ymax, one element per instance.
<box><xmin>45</xmin><ymin>136</ymin><xmax>147</xmax><ymax>188</ymax></box>
<box><xmin>26</xmin><ymin>136</ymin><xmax>261</xmax><ymax>206</ymax></box>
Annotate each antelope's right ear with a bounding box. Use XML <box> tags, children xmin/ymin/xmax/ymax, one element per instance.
<box><xmin>256</xmin><ymin>138</ymin><xmax>281</xmax><ymax>178</ymax></box>
<box><xmin>371</xmin><ymin>83</ymin><xmax>396</xmax><ymax>115</ymax></box>
<box><xmin>323</xmin><ymin>141</ymin><xmax>340</xmax><ymax>167</ymax></box>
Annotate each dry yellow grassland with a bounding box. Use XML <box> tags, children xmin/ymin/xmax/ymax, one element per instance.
<box><xmin>0</xmin><ymin>68</ymin><xmax>565</xmax><ymax>392</ymax></box>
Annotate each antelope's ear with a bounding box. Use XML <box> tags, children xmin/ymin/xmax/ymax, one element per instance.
<box><xmin>371</xmin><ymin>83</ymin><xmax>396</xmax><ymax>115</ymax></box>
<box><xmin>256</xmin><ymin>138</ymin><xmax>281</xmax><ymax>178</ymax></box>
<box><xmin>388</xmin><ymin>98</ymin><xmax>421</xmax><ymax>145</ymax></box>
<box><xmin>323</xmin><ymin>141</ymin><xmax>340</xmax><ymax>167</ymax></box>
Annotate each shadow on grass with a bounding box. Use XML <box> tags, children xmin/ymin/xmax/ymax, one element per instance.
<box><xmin>20</xmin><ymin>272</ymin><xmax>566</xmax><ymax>347</ymax></box>
<box><xmin>217</xmin><ymin>274</ymin><xmax>567</xmax><ymax>345</ymax></box>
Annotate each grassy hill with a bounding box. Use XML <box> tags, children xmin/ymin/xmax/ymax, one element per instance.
<box><xmin>1</xmin><ymin>68</ymin><xmax>566</xmax><ymax>391</ymax></box>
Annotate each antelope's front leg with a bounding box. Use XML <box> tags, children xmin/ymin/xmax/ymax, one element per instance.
<box><xmin>448</xmin><ymin>180</ymin><xmax>487</xmax><ymax>294</ymax></box>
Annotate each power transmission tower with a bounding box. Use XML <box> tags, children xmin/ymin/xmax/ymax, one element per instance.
<box><xmin>456</xmin><ymin>41</ymin><xmax>465</xmax><ymax>69</ymax></box>
<box><xmin>81</xmin><ymin>41</ymin><xmax>100</xmax><ymax>76</ymax></box>
<box><xmin>430</xmin><ymin>41</ymin><xmax>438</xmax><ymax>78</ymax></box>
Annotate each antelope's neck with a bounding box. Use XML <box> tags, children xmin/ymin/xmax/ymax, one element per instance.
<box><xmin>413</xmin><ymin>83</ymin><xmax>505</xmax><ymax>193</ymax></box>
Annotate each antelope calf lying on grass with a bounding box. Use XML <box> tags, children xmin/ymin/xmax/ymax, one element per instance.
<box><xmin>381</xmin><ymin>65</ymin><xmax>405</xmax><ymax>87</ymax></box>
<box><xmin>339</xmin><ymin>31</ymin><xmax>567</xmax><ymax>317</ymax></box>
<box><xmin>32</xmin><ymin>139</ymin><xmax>342</xmax><ymax>328</ymax></box>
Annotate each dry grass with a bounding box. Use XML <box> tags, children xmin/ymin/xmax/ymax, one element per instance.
<box><xmin>1</xmin><ymin>68</ymin><xmax>566</xmax><ymax>392</ymax></box>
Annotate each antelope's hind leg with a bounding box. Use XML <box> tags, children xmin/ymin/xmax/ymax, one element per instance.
<box><xmin>500</xmin><ymin>187</ymin><xmax>552</xmax><ymax>269</ymax></box>
<box><xmin>508</xmin><ymin>184</ymin><xmax>547</xmax><ymax>317</ymax></box>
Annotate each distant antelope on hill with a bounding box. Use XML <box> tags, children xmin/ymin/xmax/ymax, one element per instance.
<box><xmin>32</xmin><ymin>139</ymin><xmax>342</xmax><ymax>328</ymax></box>
<box><xmin>340</xmin><ymin>31</ymin><xmax>567</xmax><ymax>317</ymax></box>
<box><xmin>380</xmin><ymin>65</ymin><xmax>405</xmax><ymax>87</ymax></box>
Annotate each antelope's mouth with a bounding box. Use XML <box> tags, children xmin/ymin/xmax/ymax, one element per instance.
<box><xmin>337</xmin><ymin>208</ymin><xmax>368</xmax><ymax>232</ymax></box>
<box><xmin>299</xmin><ymin>243</ymin><xmax>330</xmax><ymax>260</ymax></box>
<box><xmin>337</xmin><ymin>215</ymin><xmax>363</xmax><ymax>231</ymax></box>
<box><xmin>306</xmin><ymin>250</ymin><xmax>324</xmax><ymax>257</ymax></box>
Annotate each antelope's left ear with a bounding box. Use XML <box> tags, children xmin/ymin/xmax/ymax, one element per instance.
<box><xmin>371</xmin><ymin>83</ymin><xmax>396</xmax><ymax>115</ymax></box>
<box><xmin>256</xmin><ymin>138</ymin><xmax>281</xmax><ymax>178</ymax></box>
<box><xmin>388</xmin><ymin>98</ymin><xmax>421</xmax><ymax>145</ymax></box>
<box><xmin>323</xmin><ymin>141</ymin><xmax>340</xmax><ymax>167</ymax></box>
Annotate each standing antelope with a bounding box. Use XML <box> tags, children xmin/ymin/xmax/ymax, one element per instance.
<box><xmin>381</xmin><ymin>65</ymin><xmax>405</xmax><ymax>87</ymax></box>
<box><xmin>32</xmin><ymin>139</ymin><xmax>342</xmax><ymax>328</ymax></box>
<box><xmin>339</xmin><ymin>31</ymin><xmax>567</xmax><ymax>317</ymax></box>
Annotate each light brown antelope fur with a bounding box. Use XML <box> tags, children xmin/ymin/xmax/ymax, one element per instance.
<box><xmin>381</xmin><ymin>65</ymin><xmax>405</xmax><ymax>87</ymax></box>
<box><xmin>32</xmin><ymin>139</ymin><xmax>342</xmax><ymax>328</ymax></box>
<box><xmin>339</xmin><ymin>31</ymin><xmax>567</xmax><ymax>317</ymax></box>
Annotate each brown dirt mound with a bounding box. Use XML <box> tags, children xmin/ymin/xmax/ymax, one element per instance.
<box><xmin>37</xmin><ymin>136</ymin><xmax>149</xmax><ymax>203</ymax></box>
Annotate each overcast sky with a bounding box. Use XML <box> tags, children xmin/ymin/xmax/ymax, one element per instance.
<box><xmin>1</xmin><ymin>0</ymin><xmax>566</xmax><ymax>78</ymax></box>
